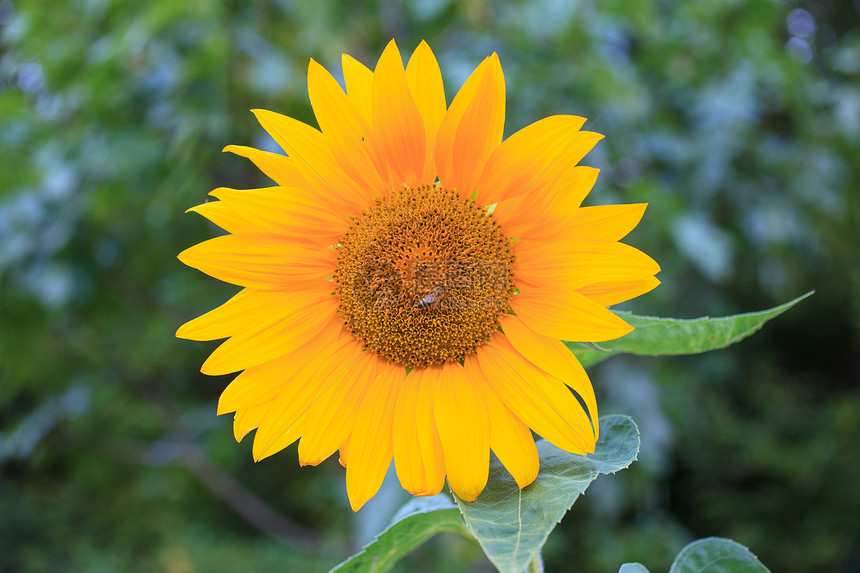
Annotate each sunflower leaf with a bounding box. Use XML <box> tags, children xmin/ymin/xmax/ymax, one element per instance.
<box><xmin>453</xmin><ymin>415</ymin><xmax>640</xmax><ymax>573</ymax></box>
<box><xmin>619</xmin><ymin>564</ymin><xmax>651</xmax><ymax>573</ymax></box>
<box><xmin>330</xmin><ymin>495</ymin><xmax>470</xmax><ymax>573</ymax></box>
<box><xmin>618</xmin><ymin>537</ymin><xmax>771</xmax><ymax>573</ymax></box>
<box><xmin>668</xmin><ymin>537</ymin><xmax>771</xmax><ymax>573</ymax></box>
<box><xmin>566</xmin><ymin>291</ymin><xmax>813</xmax><ymax>368</ymax></box>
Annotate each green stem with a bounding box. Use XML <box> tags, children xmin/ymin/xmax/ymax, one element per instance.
<box><xmin>527</xmin><ymin>551</ymin><xmax>544</xmax><ymax>573</ymax></box>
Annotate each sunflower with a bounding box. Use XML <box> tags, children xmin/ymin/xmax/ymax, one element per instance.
<box><xmin>178</xmin><ymin>40</ymin><xmax>660</xmax><ymax>511</ymax></box>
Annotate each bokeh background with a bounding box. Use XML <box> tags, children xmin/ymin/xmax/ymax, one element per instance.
<box><xmin>2</xmin><ymin>0</ymin><xmax>859</xmax><ymax>571</ymax></box>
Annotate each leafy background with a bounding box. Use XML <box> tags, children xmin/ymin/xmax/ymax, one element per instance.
<box><xmin>1</xmin><ymin>0</ymin><xmax>858</xmax><ymax>571</ymax></box>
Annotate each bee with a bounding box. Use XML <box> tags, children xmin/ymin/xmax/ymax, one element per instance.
<box><xmin>414</xmin><ymin>284</ymin><xmax>446</xmax><ymax>310</ymax></box>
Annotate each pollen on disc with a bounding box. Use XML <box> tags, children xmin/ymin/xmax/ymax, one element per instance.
<box><xmin>333</xmin><ymin>184</ymin><xmax>516</xmax><ymax>367</ymax></box>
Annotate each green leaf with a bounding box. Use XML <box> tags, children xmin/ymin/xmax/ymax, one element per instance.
<box><xmin>669</xmin><ymin>537</ymin><xmax>771</xmax><ymax>573</ymax></box>
<box><xmin>330</xmin><ymin>495</ymin><xmax>470</xmax><ymax>573</ymax></box>
<box><xmin>619</xmin><ymin>564</ymin><xmax>651</xmax><ymax>573</ymax></box>
<box><xmin>453</xmin><ymin>415</ymin><xmax>640</xmax><ymax>573</ymax></box>
<box><xmin>567</xmin><ymin>291</ymin><xmax>813</xmax><ymax>368</ymax></box>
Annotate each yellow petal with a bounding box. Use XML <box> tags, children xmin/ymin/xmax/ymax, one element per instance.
<box><xmin>514</xmin><ymin>238</ymin><xmax>662</xmax><ymax>291</ymax></box>
<box><xmin>248</xmin><ymin>337</ymin><xmax>364</xmax><ymax>461</ymax></box>
<box><xmin>512</xmin><ymin>190</ymin><xmax>642</xmax><ymax>245</ymax></box>
<box><xmin>435</xmin><ymin>54</ymin><xmax>504</xmax><ymax>195</ymax></box>
<box><xmin>433</xmin><ymin>362</ymin><xmax>490</xmax><ymax>502</ymax></box>
<box><xmin>253</xmin><ymin>410</ymin><xmax>308</xmax><ymax>461</ymax></box>
<box><xmin>471</xmin><ymin>358</ymin><xmax>539</xmax><ymax>488</ymax></box>
<box><xmin>415</xmin><ymin>366</ymin><xmax>447</xmax><ymax>496</ymax></box>
<box><xmin>178</xmin><ymin>233</ymin><xmax>336</xmax><ymax>290</ymax></box>
<box><xmin>338</xmin><ymin>438</ymin><xmax>350</xmax><ymax>468</ymax></box>
<box><xmin>176</xmin><ymin>288</ymin><xmax>260</xmax><ymax>340</ymax></box>
<box><xmin>201</xmin><ymin>295</ymin><xmax>338</xmax><ymax>375</ymax></box>
<box><xmin>232</xmin><ymin>401</ymin><xmax>272</xmax><ymax>442</ymax></box>
<box><xmin>510</xmin><ymin>286</ymin><xmax>633</xmax><ymax>342</ymax></box>
<box><xmin>186</xmin><ymin>201</ymin><xmax>258</xmax><ymax>235</ymax></box>
<box><xmin>346</xmin><ymin>361</ymin><xmax>402</xmax><ymax>511</ymax></box>
<box><xmin>252</xmin><ymin>109</ymin><xmax>371</xmax><ymax>210</ymax></box>
<box><xmin>477</xmin><ymin>332</ymin><xmax>595</xmax><ymax>453</ymax></box>
<box><xmin>393</xmin><ymin>368</ymin><xmax>445</xmax><ymax>496</ymax></box>
<box><xmin>342</xmin><ymin>53</ymin><xmax>373</xmax><ymax>123</ymax></box>
<box><xmin>566</xmin><ymin>203</ymin><xmax>648</xmax><ymax>241</ymax></box>
<box><xmin>500</xmin><ymin>314</ymin><xmax>598</xmax><ymax>438</ymax></box>
<box><xmin>219</xmin><ymin>371</ymin><xmax>285</xmax><ymax>417</ymax></box>
<box><xmin>406</xmin><ymin>40</ymin><xmax>446</xmax><ymax>184</ymax></box>
<box><xmin>491</xmin><ymin>126</ymin><xmax>602</xmax><ymax>237</ymax></box>
<box><xmin>371</xmin><ymin>39</ymin><xmax>426</xmax><ymax>186</ymax></box>
<box><xmin>578</xmin><ymin>276</ymin><xmax>662</xmax><ymax>307</ymax></box>
<box><xmin>392</xmin><ymin>372</ymin><xmax>422</xmax><ymax>494</ymax></box>
<box><xmin>307</xmin><ymin>58</ymin><xmax>388</xmax><ymax>194</ymax></box>
<box><xmin>222</xmin><ymin>145</ymin><xmax>310</xmax><ymax>190</ymax></box>
<box><xmin>493</xmin><ymin>166</ymin><xmax>599</xmax><ymax>241</ymax></box>
<box><xmin>478</xmin><ymin>115</ymin><xmax>589</xmax><ymax>205</ymax></box>
<box><xmin>297</xmin><ymin>351</ymin><xmax>378</xmax><ymax>467</ymax></box>
<box><xmin>216</xmin><ymin>317</ymin><xmax>344</xmax><ymax>415</ymax></box>
<box><xmin>178</xmin><ymin>288</ymin><xmax>312</xmax><ymax>342</ymax></box>
<box><xmin>209</xmin><ymin>187</ymin><xmax>346</xmax><ymax>245</ymax></box>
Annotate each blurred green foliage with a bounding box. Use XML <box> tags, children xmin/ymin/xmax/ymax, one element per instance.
<box><xmin>1</xmin><ymin>0</ymin><xmax>858</xmax><ymax>571</ymax></box>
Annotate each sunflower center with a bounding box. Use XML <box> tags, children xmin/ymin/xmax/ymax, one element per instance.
<box><xmin>333</xmin><ymin>184</ymin><xmax>515</xmax><ymax>367</ymax></box>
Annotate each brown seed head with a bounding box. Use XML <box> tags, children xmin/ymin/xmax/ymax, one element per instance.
<box><xmin>333</xmin><ymin>185</ymin><xmax>515</xmax><ymax>367</ymax></box>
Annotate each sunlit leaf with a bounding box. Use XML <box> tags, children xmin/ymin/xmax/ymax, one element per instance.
<box><xmin>453</xmin><ymin>415</ymin><xmax>640</xmax><ymax>573</ymax></box>
<box><xmin>567</xmin><ymin>292</ymin><xmax>813</xmax><ymax>368</ymax></box>
<box><xmin>331</xmin><ymin>495</ymin><xmax>470</xmax><ymax>573</ymax></box>
<box><xmin>620</xmin><ymin>537</ymin><xmax>771</xmax><ymax>573</ymax></box>
<box><xmin>669</xmin><ymin>537</ymin><xmax>770</xmax><ymax>573</ymax></box>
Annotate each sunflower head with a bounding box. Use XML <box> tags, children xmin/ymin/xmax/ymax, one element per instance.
<box><xmin>334</xmin><ymin>184</ymin><xmax>515</xmax><ymax>367</ymax></box>
<box><xmin>178</xmin><ymin>40</ymin><xmax>660</xmax><ymax>511</ymax></box>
